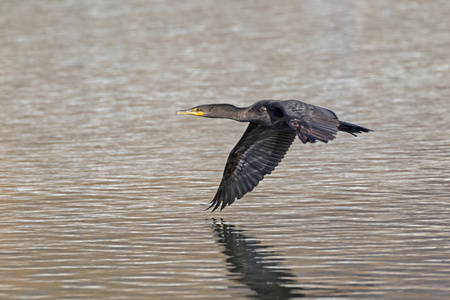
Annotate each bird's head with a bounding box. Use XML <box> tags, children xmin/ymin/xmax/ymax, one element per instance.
<box><xmin>176</xmin><ymin>104</ymin><xmax>241</xmax><ymax>119</ymax></box>
<box><xmin>176</xmin><ymin>105</ymin><xmax>208</xmax><ymax>117</ymax></box>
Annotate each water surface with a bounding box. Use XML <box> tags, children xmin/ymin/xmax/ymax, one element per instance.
<box><xmin>1</xmin><ymin>0</ymin><xmax>449</xmax><ymax>299</ymax></box>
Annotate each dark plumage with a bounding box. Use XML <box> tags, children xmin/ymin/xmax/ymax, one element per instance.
<box><xmin>177</xmin><ymin>99</ymin><xmax>372</xmax><ymax>211</ymax></box>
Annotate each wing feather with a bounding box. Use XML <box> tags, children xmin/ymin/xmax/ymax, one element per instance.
<box><xmin>209</xmin><ymin>123</ymin><xmax>296</xmax><ymax>211</ymax></box>
<box><xmin>278</xmin><ymin>100</ymin><xmax>340</xmax><ymax>144</ymax></box>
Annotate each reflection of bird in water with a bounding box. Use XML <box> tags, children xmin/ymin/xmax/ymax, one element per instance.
<box><xmin>177</xmin><ymin>100</ymin><xmax>372</xmax><ymax>211</ymax></box>
<box><xmin>211</xmin><ymin>218</ymin><xmax>304</xmax><ymax>299</ymax></box>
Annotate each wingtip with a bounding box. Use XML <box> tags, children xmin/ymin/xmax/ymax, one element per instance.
<box><xmin>208</xmin><ymin>199</ymin><xmax>221</xmax><ymax>212</ymax></box>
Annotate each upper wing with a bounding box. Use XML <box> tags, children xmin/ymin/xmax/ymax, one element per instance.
<box><xmin>209</xmin><ymin>123</ymin><xmax>296</xmax><ymax>211</ymax></box>
<box><xmin>278</xmin><ymin>100</ymin><xmax>340</xmax><ymax>144</ymax></box>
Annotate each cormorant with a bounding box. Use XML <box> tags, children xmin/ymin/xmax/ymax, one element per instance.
<box><xmin>177</xmin><ymin>99</ymin><xmax>372</xmax><ymax>211</ymax></box>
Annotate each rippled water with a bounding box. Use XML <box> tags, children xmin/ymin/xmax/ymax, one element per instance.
<box><xmin>1</xmin><ymin>0</ymin><xmax>449</xmax><ymax>299</ymax></box>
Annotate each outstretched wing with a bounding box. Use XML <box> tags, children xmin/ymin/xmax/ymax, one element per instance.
<box><xmin>278</xmin><ymin>100</ymin><xmax>340</xmax><ymax>144</ymax></box>
<box><xmin>209</xmin><ymin>123</ymin><xmax>296</xmax><ymax>211</ymax></box>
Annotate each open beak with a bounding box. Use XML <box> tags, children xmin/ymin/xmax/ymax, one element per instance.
<box><xmin>176</xmin><ymin>109</ymin><xmax>204</xmax><ymax>117</ymax></box>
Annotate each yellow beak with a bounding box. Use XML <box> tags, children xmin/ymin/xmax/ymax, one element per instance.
<box><xmin>176</xmin><ymin>109</ymin><xmax>204</xmax><ymax>117</ymax></box>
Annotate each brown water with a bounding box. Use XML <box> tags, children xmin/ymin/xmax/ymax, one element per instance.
<box><xmin>1</xmin><ymin>0</ymin><xmax>449</xmax><ymax>299</ymax></box>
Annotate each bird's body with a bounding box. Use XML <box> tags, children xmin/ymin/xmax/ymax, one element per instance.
<box><xmin>177</xmin><ymin>100</ymin><xmax>372</xmax><ymax>211</ymax></box>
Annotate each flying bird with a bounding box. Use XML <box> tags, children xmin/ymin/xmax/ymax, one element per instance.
<box><xmin>177</xmin><ymin>99</ymin><xmax>372</xmax><ymax>211</ymax></box>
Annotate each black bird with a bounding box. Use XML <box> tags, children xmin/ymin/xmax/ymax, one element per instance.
<box><xmin>177</xmin><ymin>99</ymin><xmax>372</xmax><ymax>211</ymax></box>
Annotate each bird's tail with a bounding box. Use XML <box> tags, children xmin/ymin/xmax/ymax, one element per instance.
<box><xmin>338</xmin><ymin>121</ymin><xmax>372</xmax><ymax>136</ymax></box>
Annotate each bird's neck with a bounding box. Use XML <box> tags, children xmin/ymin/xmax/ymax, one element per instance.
<box><xmin>209</xmin><ymin>104</ymin><xmax>248</xmax><ymax>121</ymax></box>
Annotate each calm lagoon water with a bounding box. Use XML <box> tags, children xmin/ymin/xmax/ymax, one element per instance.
<box><xmin>1</xmin><ymin>0</ymin><xmax>449</xmax><ymax>299</ymax></box>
